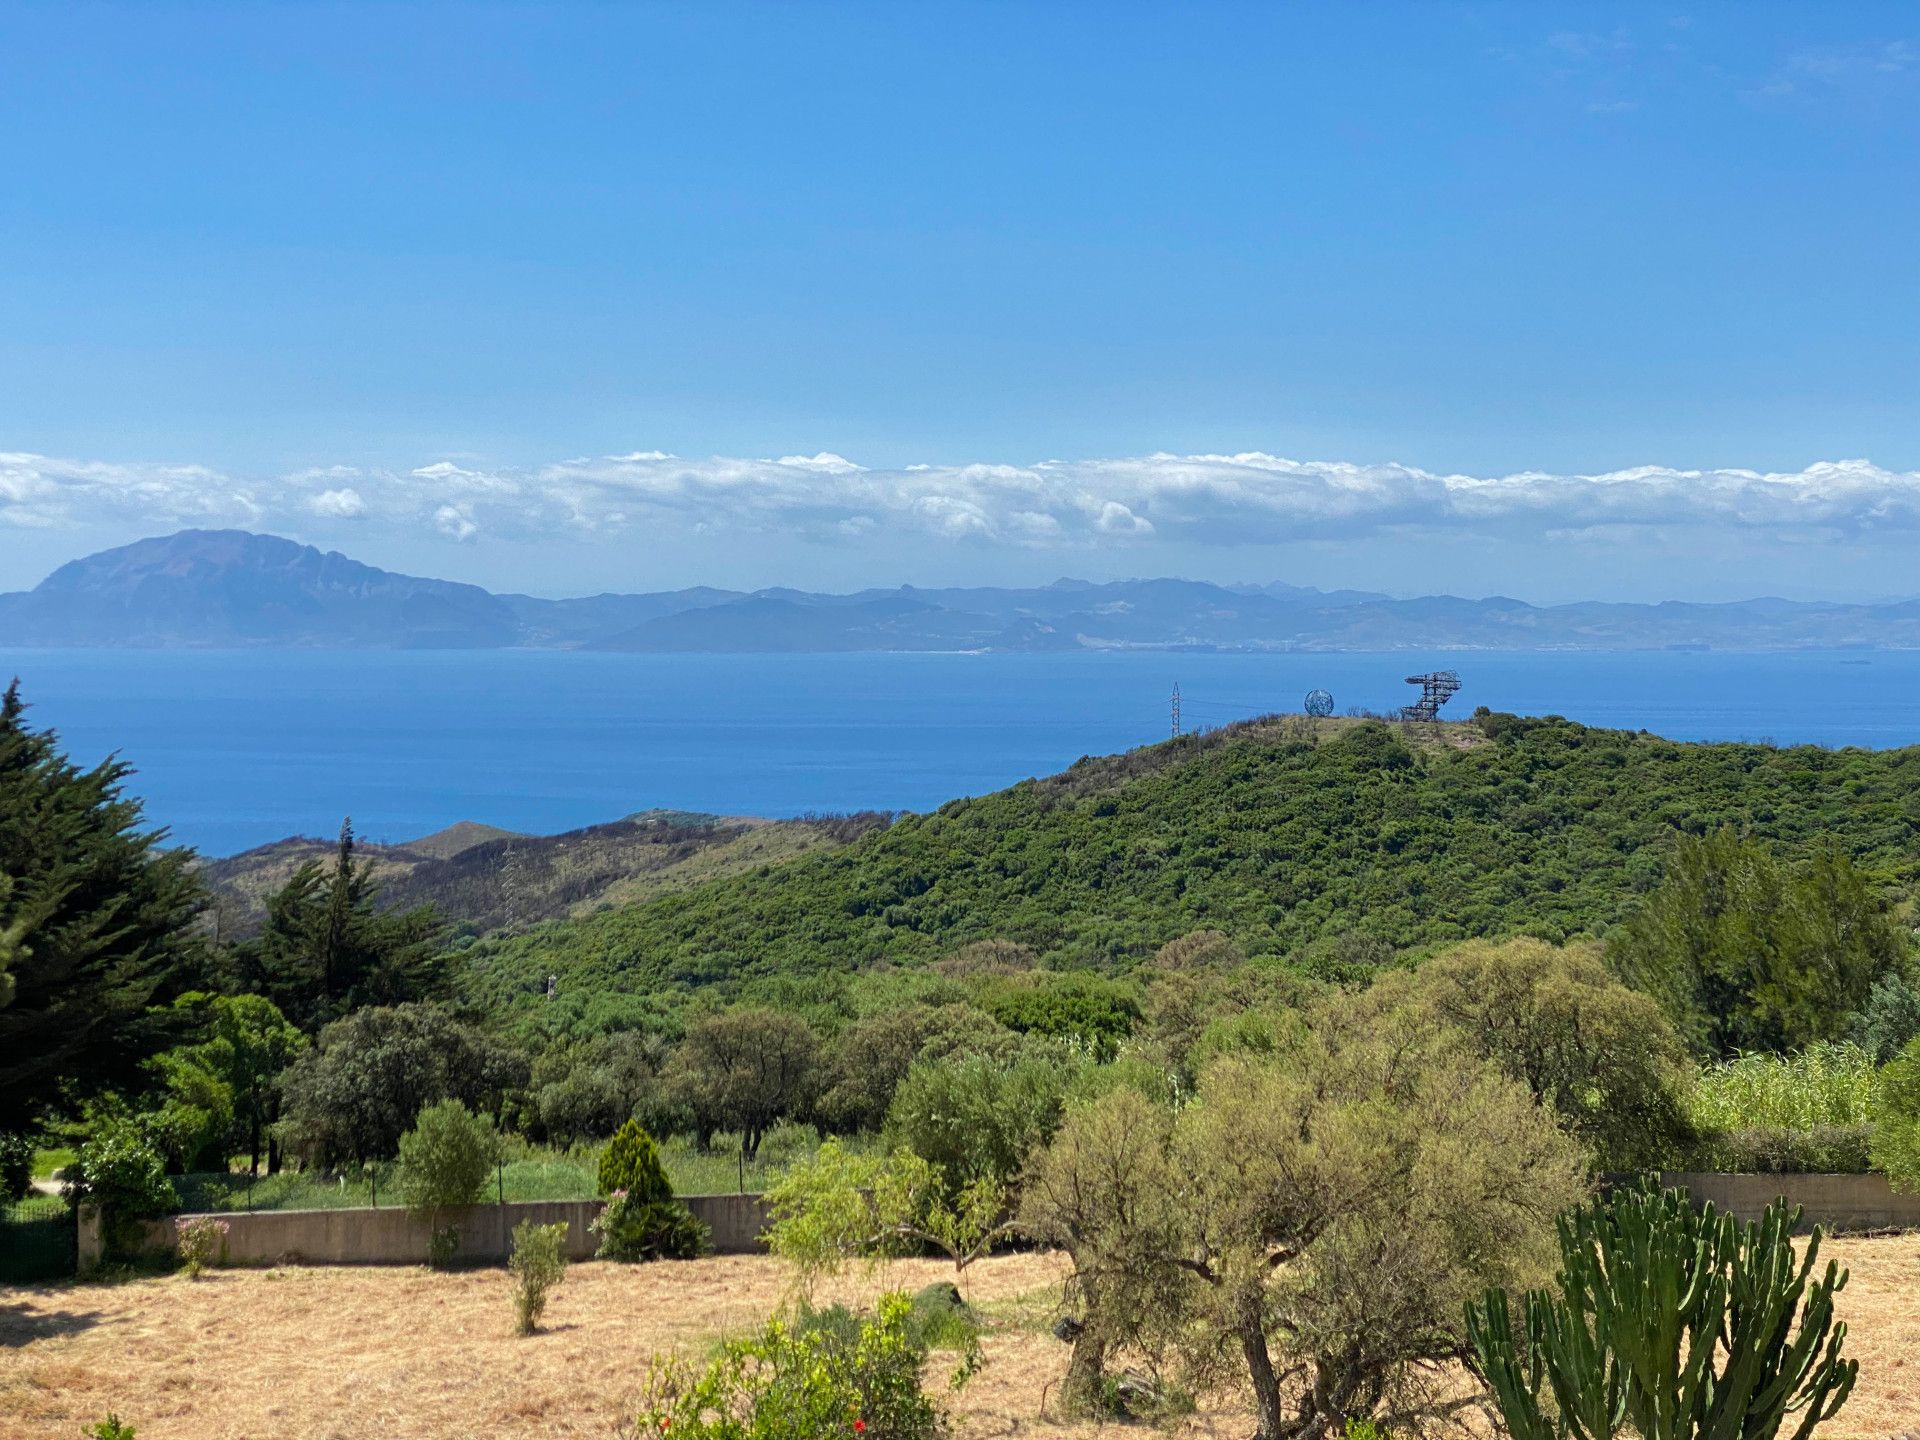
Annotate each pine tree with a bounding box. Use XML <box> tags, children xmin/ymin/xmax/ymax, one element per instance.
<box><xmin>0</xmin><ymin>681</ymin><xmax>209</xmax><ymax>1134</ymax></box>
<box><xmin>241</xmin><ymin>818</ymin><xmax>450</xmax><ymax>1031</ymax></box>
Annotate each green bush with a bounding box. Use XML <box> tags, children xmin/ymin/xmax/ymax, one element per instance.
<box><xmin>597</xmin><ymin>1117</ymin><xmax>671</xmax><ymax>1200</ymax></box>
<box><xmin>73</xmin><ymin>1119</ymin><xmax>178</xmax><ymax>1257</ymax></box>
<box><xmin>508</xmin><ymin>1219</ymin><xmax>569</xmax><ymax>1335</ymax></box>
<box><xmin>639</xmin><ymin>1291</ymin><xmax>956</xmax><ymax>1440</ymax></box>
<box><xmin>427</xmin><ymin>1225</ymin><xmax>461</xmax><ymax>1269</ymax></box>
<box><xmin>396</xmin><ymin>1099</ymin><xmax>498</xmax><ymax>1265</ymax></box>
<box><xmin>1872</xmin><ymin>1036</ymin><xmax>1920</xmax><ymax>1191</ymax></box>
<box><xmin>1688</xmin><ymin>1043</ymin><xmax>1878</xmax><ymax>1173</ymax></box>
<box><xmin>884</xmin><ymin>1049</ymin><xmax>1081</xmax><ymax>1193</ymax></box>
<box><xmin>591</xmin><ymin>1190</ymin><xmax>709</xmax><ymax>1262</ymax></box>
<box><xmin>1692</xmin><ymin>1124</ymin><xmax>1874</xmax><ymax>1175</ymax></box>
<box><xmin>174</xmin><ymin>1215</ymin><xmax>230</xmax><ymax>1278</ymax></box>
<box><xmin>0</xmin><ymin>1130</ymin><xmax>32</xmax><ymax>1201</ymax></box>
<box><xmin>1851</xmin><ymin>971</ymin><xmax>1920</xmax><ymax>1064</ymax></box>
<box><xmin>765</xmin><ymin>1141</ymin><xmax>1013</xmax><ymax>1289</ymax></box>
<box><xmin>83</xmin><ymin>1416</ymin><xmax>137</xmax><ymax>1440</ymax></box>
<box><xmin>793</xmin><ymin>1285</ymin><xmax>981</xmax><ymax>1388</ymax></box>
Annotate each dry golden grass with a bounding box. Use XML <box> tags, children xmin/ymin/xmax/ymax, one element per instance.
<box><xmin>1</xmin><ymin>1237</ymin><xmax>1915</xmax><ymax>1439</ymax></box>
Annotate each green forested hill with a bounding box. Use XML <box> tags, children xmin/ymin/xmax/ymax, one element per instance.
<box><xmin>462</xmin><ymin>712</ymin><xmax>1920</xmax><ymax>1028</ymax></box>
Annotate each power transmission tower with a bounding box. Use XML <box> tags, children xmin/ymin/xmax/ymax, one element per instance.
<box><xmin>1170</xmin><ymin>682</ymin><xmax>1182</xmax><ymax>738</ymax></box>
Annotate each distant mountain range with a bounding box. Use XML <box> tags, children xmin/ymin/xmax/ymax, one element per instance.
<box><xmin>5</xmin><ymin>528</ymin><xmax>1920</xmax><ymax>652</ymax></box>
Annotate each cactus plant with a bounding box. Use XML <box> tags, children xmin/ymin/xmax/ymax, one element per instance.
<box><xmin>1466</xmin><ymin>1186</ymin><xmax>1856</xmax><ymax>1440</ymax></box>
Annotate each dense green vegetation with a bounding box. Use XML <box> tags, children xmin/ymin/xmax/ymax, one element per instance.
<box><xmin>0</xmin><ymin>681</ymin><xmax>209</xmax><ymax>1134</ymax></box>
<box><xmin>10</xmin><ymin>679</ymin><xmax>1920</xmax><ymax>1281</ymax></box>
<box><xmin>463</xmin><ymin>711</ymin><xmax>1920</xmax><ymax>1034</ymax></box>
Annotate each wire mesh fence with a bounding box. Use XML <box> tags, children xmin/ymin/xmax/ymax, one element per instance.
<box><xmin>0</xmin><ymin>1192</ymin><xmax>76</xmax><ymax>1283</ymax></box>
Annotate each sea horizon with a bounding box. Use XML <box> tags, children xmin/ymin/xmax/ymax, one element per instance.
<box><xmin>7</xmin><ymin>644</ymin><xmax>1917</xmax><ymax>857</ymax></box>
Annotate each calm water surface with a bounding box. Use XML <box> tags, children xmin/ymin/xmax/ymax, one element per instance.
<box><xmin>3</xmin><ymin>648</ymin><xmax>1916</xmax><ymax>855</ymax></box>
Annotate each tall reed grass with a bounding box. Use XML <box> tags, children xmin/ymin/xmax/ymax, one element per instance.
<box><xmin>1689</xmin><ymin>1041</ymin><xmax>1878</xmax><ymax>1132</ymax></box>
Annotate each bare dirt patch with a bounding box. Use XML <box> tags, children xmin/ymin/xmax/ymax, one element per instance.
<box><xmin>1</xmin><ymin>1237</ymin><xmax>1914</xmax><ymax>1439</ymax></box>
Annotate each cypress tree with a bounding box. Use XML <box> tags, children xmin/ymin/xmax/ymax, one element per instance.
<box><xmin>242</xmin><ymin>818</ymin><xmax>450</xmax><ymax>1031</ymax></box>
<box><xmin>0</xmin><ymin>681</ymin><xmax>208</xmax><ymax>1134</ymax></box>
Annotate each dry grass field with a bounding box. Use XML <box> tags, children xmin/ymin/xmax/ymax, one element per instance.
<box><xmin>2</xmin><ymin>1238</ymin><xmax>1916</xmax><ymax>1439</ymax></box>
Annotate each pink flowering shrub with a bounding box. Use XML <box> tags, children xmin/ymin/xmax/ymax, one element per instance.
<box><xmin>175</xmin><ymin>1215</ymin><xmax>230</xmax><ymax>1277</ymax></box>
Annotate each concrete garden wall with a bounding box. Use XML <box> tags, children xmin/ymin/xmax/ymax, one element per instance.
<box><xmin>1658</xmin><ymin>1172</ymin><xmax>1920</xmax><ymax>1231</ymax></box>
<box><xmin>126</xmin><ymin>1192</ymin><xmax>773</xmax><ymax>1268</ymax></box>
<box><xmin>96</xmin><ymin>1173</ymin><xmax>1920</xmax><ymax>1274</ymax></box>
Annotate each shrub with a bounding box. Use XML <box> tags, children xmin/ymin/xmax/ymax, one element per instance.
<box><xmin>1872</xmin><ymin>1035</ymin><xmax>1920</xmax><ymax>1191</ymax></box>
<box><xmin>884</xmin><ymin>1049</ymin><xmax>1081</xmax><ymax>1194</ymax></box>
<box><xmin>591</xmin><ymin>1189</ymin><xmax>709</xmax><ymax>1262</ymax></box>
<box><xmin>1609</xmin><ymin>831</ymin><xmax>1900</xmax><ymax>1057</ymax></box>
<box><xmin>794</xmin><ymin>1287</ymin><xmax>982</xmax><ymax>1390</ymax></box>
<box><xmin>508</xmin><ymin>1219</ymin><xmax>568</xmax><ymax>1335</ymax></box>
<box><xmin>0</xmin><ymin>1130</ymin><xmax>32</xmax><ymax>1201</ymax></box>
<box><xmin>1688</xmin><ymin>1043</ymin><xmax>1879</xmax><ymax>1173</ymax></box>
<box><xmin>639</xmin><ymin>1291</ymin><xmax>956</xmax><ymax>1440</ymax></box>
<box><xmin>597</xmin><ymin>1118</ymin><xmax>671</xmax><ymax>1200</ymax></box>
<box><xmin>1358</xmin><ymin>937</ymin><xmax>1693</xmax><ymax>1170</ymax></box>
<box><xmin>1020</xmin><ymin>1000</ymin><xmax>1586</xmax><ymax>1436</ymax></box>
<box><xmin>1468</xmin><ymin>1187</ymin><xmax>1857</xmax><ymax>1440</ymax></box>
<box><xmin>396</xmin><ymin>1099</ymin><xmax>498</xmax><ymax>1265</ymax></box>
<box><xmin>766</xmin><ymin>1141</ymin><xmax>1014</xmax><ymax>1291</ymax></box>
<box><xmin>84</xmin><ymin>1417</ymin><xmax>137</xmax><ymax>1440</ymax></box>
<box><xmin>174</xmin><ymin>1215</ymin><xmax>230</xmax><ymax>1278</ymax></box>
<box><xmin>427</xmin><ymin>1225</ymin><xmax>461</xmax><ymax>1269</ymax></box>
<box><xmin>1852</xmin><ymin>970</ymin><xmax>1920</xmax><ymax>1064</ymax></box>
<box><xmin>73</xmin><ymin>1119</ymin><xmax>178</xmax><ymax>1258</ymax></box>
<box><xmin>978</xmin><ymin>973</ymin><xmax>1140</xmax><ymax>1058</ymax></box>
<box><xmin>1691</xmin><ymin>1123</ymin><xmax>1875</xmax><ymax>1175</ymax></box>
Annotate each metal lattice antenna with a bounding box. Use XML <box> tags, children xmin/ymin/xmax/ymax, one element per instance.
<box><xmin>1171</xmin><ymin>682</ymin><xmax>1182</xmax><ymax>738</ymax></box>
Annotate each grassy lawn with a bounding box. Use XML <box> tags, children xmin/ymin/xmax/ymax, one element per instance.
<box><xmin>171</xmin><ymin>1155</ymin><xmax>599</xmax><ymax>1212</ymax></box>
<box><xmin>30</xmin><ymin>1147</ymin><xmax>73</xmax><ymax>1180</ymax></box>
<box><xmin>165</xmin><ymin>1127</ymin><xmax>865</xmax><ymax>1213</ymax></box>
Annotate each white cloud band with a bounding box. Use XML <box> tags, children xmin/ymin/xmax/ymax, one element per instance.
<box><xmin>5</xmin><ymin>448</ymin><xmax>1920</xmax><ymax>551</ymax></box>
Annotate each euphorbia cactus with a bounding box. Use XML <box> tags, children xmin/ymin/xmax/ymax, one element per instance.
<box><xmin>1465</xmin><ymin>1186</ymin><xmax>1856</xmax><ymax>1440</ymax></box>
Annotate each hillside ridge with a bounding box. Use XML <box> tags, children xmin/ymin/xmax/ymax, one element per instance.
<box><xmin>461</xmin><ymin>711</ymin><xmax>1920</xmax><ymax>1034</ymax></box>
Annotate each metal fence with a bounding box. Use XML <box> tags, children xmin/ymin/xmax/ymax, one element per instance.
<box><xmin>0</xmin><ymin>1194</ymin><xmax>75</xmax><ymax>1283</ymax></box>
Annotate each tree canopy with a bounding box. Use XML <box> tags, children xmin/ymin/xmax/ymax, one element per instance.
<box><xmin>464</xmin><ymin>714</ymin><xmax>1920</xmax><ymax>1036</ymax></box>
<box><xmin>1020</xmin><ymin>1001</ymin><xmax>1587</xmax><ymax>1438</ymax></box>
<box><xmin>1359</xmin><ymin>937</ymin><xmax>1692</xmax><ymax>1169</ymax></box>
<box><xmin>0</xmin><ymin>681</ymin><xmax>208</xmax><ymax>1136</ymax></box>
<box><xmin>277</xmin><ymin>1002</ymin><xmax>529</xmax><ymax>1166</ymax></box>
<box><xmin>242</xmin><ymin>819</ymin><xmax>450</xmax><ymax>1032</ymax></box>
<box><xmin>1608</xmin><ymin>829</ymin><xmax>1904</xmax><ymax>1056</ymax></box>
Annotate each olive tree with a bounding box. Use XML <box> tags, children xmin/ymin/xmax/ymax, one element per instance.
<box><xmin>666</xmin><ymin>1007</ymin><xmax>820</xmax><ymax>1159</ymax></box>
<box><xmin>1360</xmin><ymin>937</ymin><xmax>1692</xmax><ymax>1169</ymax></box>
<box><xmin>277</xmin><ymin>1003</ymin><xmax>528</xmax><ymax>1167</ymax></box>
<box><xmin>886</xmin><ymin>1046</ymin><xmax>1081</xmax><ymax>1193</ymax></box>
<box><xmin>1021</xmin><ymin>1003</ymin><xmax>1587</xmax><ymax>1439</ymax></box>
<box><xmin>764</xmin><ymin>1139</ymin><xmax>1017</xmax><ymax>1293</ymax></box>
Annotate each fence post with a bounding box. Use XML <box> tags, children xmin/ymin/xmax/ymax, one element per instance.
<box><xmin>75</xmin><ymin>1203</ymin><xmax>105</xmax><ymax>1278</ymax></box>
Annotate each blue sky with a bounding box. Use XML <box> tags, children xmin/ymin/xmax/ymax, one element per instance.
<box><xmin>3</xmin><ymin>2</ymin><xmax>1918</xmax><ymax>602</ymax></box>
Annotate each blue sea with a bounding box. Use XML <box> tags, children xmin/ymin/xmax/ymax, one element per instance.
<box><xmin>2</xmin><ymin>648</ymin><xmax>1917</xmax><ymax>857</ymax></box>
